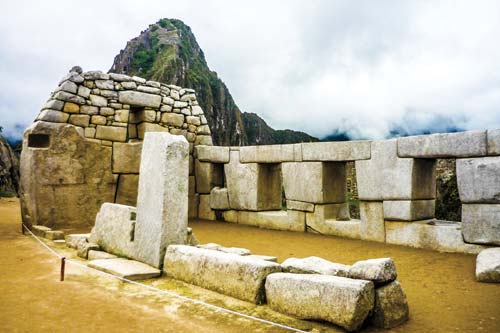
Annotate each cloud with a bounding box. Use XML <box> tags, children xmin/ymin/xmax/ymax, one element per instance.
<box><xmin>1</xmin><ymin>0</ymin><xmax>500</xmax><ymax>140</ymax></box>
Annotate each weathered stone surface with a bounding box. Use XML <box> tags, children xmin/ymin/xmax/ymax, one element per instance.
<box><xmin>31</xmin><ymin>225</ymin><xmax>51</xmax><ymax>238</ymax></box>
<box><xmin>112</xmin><ymin>142</ymin><xmax>142</xmax><ymax>173</ymax></box>
<box><xmin>43</xmin><ymin>99</ymin><xmax>64</xmax><ymax>111</ymax></box>
<box><xmin>356</xmin><ymin>140</ymin><xmax>436</xmax><ymax>200</ymax></box>
<box><xmin>194</xmin><ymin>135</ymin><xmax>213</xmax><ymax>146</ymax></box>
<box><xmin>281</xmin><ymin>256</ymin><xmax>350</xmax><ymax>276</ymax></box>
<box><xmin>95</xmin><ymin>79</ymin><xmax>114</xmax><ymax>90</ymax></box>
<box><xmin>475</xmin><ymin>248</ymin><xmax>500</xmax><ymax>283</ymax></box>
<box><xmin>282</xmin><ymin>162</ymin><xmax>346</xmax><ymax>204</ymax></box>
<box><xmin>239</xmin><ymin>145</ymin><xmax>294</xmax><ymax>163</ymax></box>
<box><xmin>197</xmin><ymin>243</ymin><xmax>222</xmax><ymax>250</ymax></box>
<box><xmin>65</xmin><ymin>233</ymin><xmax>90</xmax><ymax>249</ymax></box>
<box><xmin>91</xmin><ymin>115</ymin><xmax>106</xmax><ymax>125</ymax></box>
<box><xmin>69</xmin><ymin>114</ymin><xmax>90</xmax><ymax>127</ymax></box>
<box><xmin>306</xmin><ymin>203</ymin><xmax>352</xmax><ymax>234</ymax></box>
<box><xmin>58</xmin><ymin>80</ymin><xmax>78</xmax><ymax>94</ymax></box>
<box><xmin>301</xmin><ymin>141</ymin><xmax>371</xmax><ymax>161</ymax></box>
<box><xmin>349</xmin><ymin>258</ymin><xmax>397</xmax><ymax>284</ymax></box>
<box><xmin>222</xmin><ymin>210</ymin><xmax>239</xmax><ymax>223</ymax></box>
<box><xmin>385</xmin><ymin>220</ymin><xmax>486</xmax><ymax>254</ymax></box>
<box><xmin>462</xmin><ymin>204</ymin><xmax>500</xmax><ymax>245</ymax></box>
<box><xmin>370</xmin><ymin>281</ymin><xmax>410</xmax><ymax>328</ymax></box>
<box><xmin>89</xmin><ymin>94</ymin><xmax>107</xmax><ymax>107</ymax></box>
<box><xmin>118</xmin><ymin>91</ymin><xmax>161</xmax><ymax>108</ymax></box>
<box><xmin>77</xmin><ymin>242</ymin><xmax>100</xmax><ymax>259</ymax></box>
<box><xmin>265</xmin><ymin>273</ymin><xmax>374</xmax><ymax>332</ymax></box>
<box><xmin>457</xmin><ymin>157</ymin><xmax>500</xmax><ymax>203</ymax></box>
<box><xmin>487</xmin><ymin>129</ymin><xmax>500</xmax><ymax>155</ymax></box>
<box><xmin>383</xmin><ymin>200</ymin><xmax>435</xmax><ymax>221</ymax></box>
<box><xmin>286</xmin><ymin>200</ymin><xmax>315</xmax><ymax>212</ymax></box>
<box><xmin>246</xmin><ymin>254</ymin><xmax>278</xmax><ymax>262</ymax></box>
<box><xmin>133</xmin><ymin>133</ymin><xmax>189</xmax><ymax>268</ymax></box>
<box><xmin>195</xmin><ymin>145</ymin><xmax>230</xmax><ymax>163</ymax></box>
<box><xmin>218</xmin><ymin>246</ymin><xmax>251</xmax><ymax>255</ymax></box>
<box><xmin>359</xmin><ymin>201</ymin><xmax>385</xmax><ymax>242</ymax></box>
<box><xmin>188</xmin><ymin>194</ymin><xmax>199</xmax><ymax>218</ymax></box>
<box><xmin>83</xmin><ymin>71</ymin><xmax>109</xmax><ymax>80</ymax></box>
<box><xmin>88</xmin><ymin>258</ymin><xmax>161</xmax><ymax>281</ymax></box>
<box><xmin>63</xmin><ymin>102</ymin><xmax>81</xmax><ymax>113</ymax></box>
<box><xmin>137</xmin><ymin>123</ymin><xmax>168</xmax><ymax>139</ymax></box>
<box><xmin>398</xmin><ymin>130</ymin><xmax>487</xmax><ymax>158</ymax></box>
<box><xmin>45</xmin><ymin>230</ymin><xmax>64</xmax><ymax>240</ymax></box>
<box><xmin>53</xmin><ymin>91</ymin><xmax>86</xmax><ymax>105</ymax></box>
<box><xmin>198</xmin><ymin>194</ymin><xmax>216</xmax><ymax>220</ymax></box>
<box><xmin>161</xmin><ymin>113</ymin><xmax>184</xmax><ymax>127</ymax></box>
<box><xmin>209</xmin><ymin>187</ymin><xmax>229</xmax><ymax>210</ymax></box>
<box><xmin>163</xmin><ymin>245</ymin><xmax>282</xmax><ymax>303</ymax></box>
<box><xmin>95</xmin><ymin>126</ymin><xmax>127</xmax><ymax>142</ymax></box>
<box><xmin>89</xmin><ymin>203</ymin><xmax>137</xmax><ymax>258</ymax></box>
<box><xmin>88</xmin><ymin>250</ymin><xmax>118</xmax><ymax>261</ymax></box>
<box><xmin>38</xmin><ymin>110</ymin><xmax>69</xmax><ymax>123</ymax></box>
<box><xmin>195</xmin><ymin>161</ymin><xmax>223</xmax><ymax>194</ymax></box>
<box><xmin>115</xmin><ymin>174</ymin><xmax>139</xmax><ymax>206</ymax></box>
<box><xmin>238</xmin><ymin>210</ymin><xmax>306</xmax><ymax>232</ymax></box>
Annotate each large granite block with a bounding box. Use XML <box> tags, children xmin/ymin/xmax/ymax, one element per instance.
<box><xmin>88</xmin><ymin>258</ymin><xmax>161</xmax><ymax>281</ymax></box>
<box><xmin>359</xmin><ymin>201</ymin><xmax>385</xmax><ymax>242</ymax></box>
<box><xmin>195</xmin><ymin>145</ymin><xmax>230</xmax><ymax>163</ymax></box>
<box><xmin>239</xmin><ymin>144</ymin><xmax>294</xmax><ymax>163</ymax></box>
<box><xmin>301</xmin><ymin>141</ymin><xmax>371</xmax><ymax>161</ymax></box>
<box><xmin>118</xmin><ymin>91</ymin><xmax>162</xmax><ymax>108</ymax></box>
<box><xmin>397</xmin><ymin>130</ymin><xmax>487</xmax><ymax>158</ymax></box>
<box><xmin>383</xmin><ymin>200</ymin><xmax>435</xmax><ymax>221</ymax></box>
<box><xmin>462</xmin><ymin>204</ymin><xmax>500</xmax><ymax>245</ymax></box>
<box><xmin>457</xmin><ymin>157</ymin><xmax>500</xmax><ymax>203</ymax></box>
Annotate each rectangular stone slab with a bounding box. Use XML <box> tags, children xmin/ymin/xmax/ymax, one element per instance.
<box><xmin>163</xmin><ymin>245</ymin><xmax>281</xmax><ymax>304</ymax></box>
<box><xmin>118</xmin><ymin>91</ymin><xmax>162</xmax><ymax>108</ymax></box>
<box><xmin>462</xmin><ymin>204</ymin><xmax>500</xmax><ymax>245</ymax></box>
<box><xmin>383</xmin><ymin>200</ymin><xmax>435</xmax><ymax>221</ymax></box>
<box><xmin>456</xmin><ymin>157</ymin><xmax>500</xmax><ymax>203</ymax></box>
<box><xmin>88</xmin><ymin>258</ymin><xmax>161</xmax><ymax>281</ymax></box>
<box><xmin>265</xmin><ymin>273</ymin><xmax>374</xmax><ymax>332</ymax></box>
<box><xmin>239</xmin><ymin>144</ymin><xmax>295</xmax><ymax>163</ymax></box>
<box><xmin>397</xmin><ymin>130</ymin><xmax>487</xmax><ymax>158</ymax></box>
<box><xmin>301</xmin><ymin>141</ymin><xmax>371</xmax><ymax>161</ymax></box>
<box><xmin>195</xmin><ymin>145</ymin><xmax>230</xmax><ymax>163</ymax></box>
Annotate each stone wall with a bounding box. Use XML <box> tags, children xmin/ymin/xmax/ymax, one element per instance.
<box><xmin>20</xmin><ymin>66</ymin><xmax>212</xmax><ymax>228</ymax></box>
<box><xmin>193</xmin><ymin>130</ymin><xmax>500</xmax><ymax>253</ymax></box>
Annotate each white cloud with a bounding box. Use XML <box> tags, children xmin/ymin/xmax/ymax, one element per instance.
<box><xmin>0</xmin><ymin>0</ymin><xmax>499</xmax><ymax>140</ymax></box>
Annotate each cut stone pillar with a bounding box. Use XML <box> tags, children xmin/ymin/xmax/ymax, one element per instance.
<box><xmin>282</xmin><ymin>162</ymin><xmax>346</xmax><ymax>203</ymax></box>
<box><xmin>359</xmin><ymin>201</ymin><xmax>385</xmax><ymax>242</ymax></box>
<box><xmin>224</xmin><ymin>150</ymin><xmax>282</xmax><ymax>210</ymax></box>
<box><xmin>133</xmin><ymin>132</ymin><xmax>189</xmax><ymax>268</ymax></box>
<box><xmin>356</xmin><ymin>140</ymin><xmax>436</xmax><ymax>201</ymax></box>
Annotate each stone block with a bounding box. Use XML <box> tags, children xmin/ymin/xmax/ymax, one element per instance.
<box><xmin>95</xmin><ymin>126</ymin><xmax>127</xmax><ymax>142</ymax></box>
<box><xmin>457</xmin><ymin>157</ymin><xmax>500</xmax><ymax>203</ymax></box>
<box><xmin>188</xmin><ymin>194</ymin><xmax>199</xmax><ymax>218</ymax></box>
<box><xmin>356</xmin><ymin>140</ymin><xmax>436</xmax><ymax>200</ymax></box>
<box><xmin>45</xmin><ymin>230</ymin><xmax>64</xmax><ymax>240</ymax></box>
<box><xmin>163</xmin><ymin>245</ymin><xmax>282</xmax><ymax>303</ymax></box>
<box><xmin>112</xmin><ymin>142</ymin><xmax>142</xmax><ymax>173</ymax></box>
<box><xmin>370</xmin><ymin>281</ymin><xmax>410</xmax><ymax>328</ymax></box>
<box><xmin>301</xmin><ymin>140</ymin><xmax>371</xmax><ymax>161</ymax></box>
<box><xmin>238</xmin><ymin>210</ymin><xmax>306</xmax><ymax>232</ymax></box>
<box><xmin>198</xmin><ymin>194</ymin><xmax>216</xmax><ymax>220</ymax></box>
<box><xmin>397</xmin><ymin>130</ymin><xmax>487</xmax><ymax>158</ymax></box>
<box><xmin>385</xmin><ymin>220</ymin><xmax>486</xmax><ymax>254</ymax></box>
<box><xmin>359</xmin><ymin>201</ymin><xmax>385</xmax><ymax>242</ymax></box>
<box><xmin>31</xmin><ymin>225</ymin><xmax>51</xmax><ymax>238</ymax></box>
<box><xmin>305</xmin><ymin>203</ymin><xmax>351</xmax><ymax>234</ymax></box>
<box><xmin>65</xmin><ymin>233</ymin><xmax>90</xmax><ymax>249</ymax></box>
<box><xmin>161</xmin><ymin>113</ymin><xmax>184</xmax><ymax>127</ymax></box>
<box><xmin>194</xmin><ymin>135</ymin><xmax>213</xmax><ymax>146</ymax></box>
<box><xmin>475</xmin><ymin>248</ymin><xmax>500</xmax><ymax>283</ymax></box>
<box><xmin>282</xmin><ymin>162</ymin><xmax>346</xmax><ymax>204</ymax></box>
<box><xmin>115</xmin><ymin>174</ymin><xmax>139</xmax><ymax>207</ymax></box>
<box><xmin>209</xmin><ymin>187</ymin><xmax>229</xmax><ymax>210</ymax></box>
<box><xmin>286</xmin><ymin>200</ymin><xmax>315</xmax><ymax>212</ymax></box>
<box><xmin>281</xmin><ymin>256</ymin><xmax>350</xmax><ymax>276</ymax></box>
<box><xmin>194</xmin><ymin>161</ymin><xmax>224</xmax><ymax>194</ymax></box>
<box><xmin>349</xmin><ymin>258</ymin><xmax>397</xmax><ymax>285</ymax></box>
<box><xmin>222</xmin><ymin>210</ymin><xmax>238</xmax><ymax>223</ymax></box>
<box><xmin>91</xmin><ymin>115</ymin><xmax>106</xmax><ymax>125</ymax></box>
<box><xmin>225</xmin><ymin>151</ymin><xmax>282</xmax><ymax>210</ymax></box>
<box><xmin>265</xmin><ymin>273</ymin><xmax>374</xmax><ymax>332</ymax></box>
<box><xmin>89</xmin><ymin>94</ymin><xmax>107</xmax><ymax>107</ymax></box>
<box><xmin>88</xmin><ymin>250</ymin><xmax>118</xmax><ymax>261</ymax></box>
<box><xmin>487</xmin><ymin>129</ymin><xmax>500</xmax><ymax>155</ymax></box>
<box><xmin>239</xmin><ymin>144</ymin><xmax>294</xmax><ymax>163</ymax></box>
<box><xmin>81</xmin><ymin>105</ymin><xmax>99</xmax><ymax>115</ymax></box>
<box><xmin>88</xmin><ymin>258</ymin><xmax>161</xmax><ymax>281</ymax></box>
<box><xmin>195</xmin><ymin>145</ymin><xmax>230</xmax><ymax>163</ymax></box>
<box><xmin>462</xmin><ymin>204</ymin><xmax>500</xmax><ymax>245</ymax></box>
<box><xmin>137</xmin><ymin>122</ymin><xmax>168</xmax><ymax>139</ymax></box>
<box><xmin>129</xmin><ymin>109</ymin><xmax>156</xmax><ymax>123</ymax></box>
<box><xmin>218</xmin><ymin>246</ymin><xmax>251</xmax><ymax>256</ymax></box>
<box><xmin>77</xmin><ymin>242</ymin><xmax>100</xmax><ymax>259</ymax></box>
<box><xmin>383</xmin><ymin>200</ymin><xmax>435</xmax><ymax>221</ymax></box>
<box><xmin>63</xmin><ymin>102</ymin><xmax>81</xmax><ymax>113</ymax></box>
<box><xmin>38</xmin><ymin>110</ymin><xmax>70</xmax><ymax>123</ymax></box>
<box><xmin>118</xmin><ymin>91</ymin><xmax>161</xmax><ymax>108</ymax></box>
<box><xmin>133</xmin><ymin>133</ymin><xmax>189</xmax><ymax>268</ymax></box>
<box><xmin>89</xmin><ymin>203</ymin><xmax>137</xmax><ymax>258</ymax></box>
<box><xmin>69</xmin><ymin>114</ymin><xmax>90</xmax><ymax>127</ymax></box>
<box><xmin>246</xmin><ymin>254</ymin><xmax>278</xmax><ymax>262</ymax></box>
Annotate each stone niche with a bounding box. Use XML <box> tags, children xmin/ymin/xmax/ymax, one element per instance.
<box><xmin>20</xmin><ymin>67</ymin><xmax>212</xmax><ymax>228</ymax></box>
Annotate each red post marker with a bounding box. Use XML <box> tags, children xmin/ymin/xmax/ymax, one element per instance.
<box><xmin>60</xmin><ymin>257</ymin><xmax>66</xmax><ymax>282</ymax></box>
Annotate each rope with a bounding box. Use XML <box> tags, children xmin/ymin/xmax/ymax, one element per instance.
<box><xmin>21</xmin><ymin>224</ymin><xmax>310</xmax><ymax>333</ymax></box>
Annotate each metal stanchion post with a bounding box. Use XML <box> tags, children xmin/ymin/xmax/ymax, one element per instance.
<box><xmin>60</xmin><ymin>257</ymin><xmax>66</xmax><ymax>282</ymax></box>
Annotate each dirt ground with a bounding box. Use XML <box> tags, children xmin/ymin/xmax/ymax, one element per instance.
<box><xmin>1</xmin><ymin>198</ymin><xmax>499</xmax><ymax>333</ymax></box>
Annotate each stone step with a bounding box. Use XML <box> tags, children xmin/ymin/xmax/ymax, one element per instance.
<box><xmin>88</xmin><ymin>258</ymin><xmax>161</xmax><ymax>281</ymax></box>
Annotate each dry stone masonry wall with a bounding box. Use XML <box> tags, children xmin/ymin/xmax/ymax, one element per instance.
<box><xmin>20</xmin><ymin>66</ymin><xmax>212</xmax><ymax>228</ymax></box>
<box><xmin>194</xmin><ymin>130</ymin><xmax>500</xmax><ymax>254</ymax></box>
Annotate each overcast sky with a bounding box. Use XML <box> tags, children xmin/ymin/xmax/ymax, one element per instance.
<box><xmin>1</xmin><ymin>0</ymin><xmax>500</xmax><ymax>140</ymax></box>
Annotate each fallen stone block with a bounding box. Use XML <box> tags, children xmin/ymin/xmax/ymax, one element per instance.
<box><xmin>31</xmin><ymin>225</ymin><xmax>51</xmax><ymax>238</ymax></box>
<box><xmin>88</xmin><ymin>258</ymin><xmax>161</xmax><ymax>281</ymax></box>
<box><xmin>65</xmin><ymin>233</ymin><xmax>90</xmax><ymax>249</ymax></box>
<box><xmin>397</xmin><ymin>130</ymin><xmax>487</xmax><ymax>158</ymax></box>
<box><xmin>475</xmin><ymin>248</ymin><xmax>500</xmax><ymax>283</ymax></box>
<box><xmin>265</xmin><ymin>273</ymin><xmax>374</xmax><ymax>332</ymax></box>
<box><xmin>457</xmin><ymin>157</ymin><xmax>500</xmax><ymax>203</ymax></box>
<box><xmin>195</xmin><ymin>145</ymin><xmax>230</xmax><ymax>163</ymax></box>
<box><xmin>163</xmin><ymin>245</ymin><xmax>281</xmax><ymax>304</ymax></box>
<box><xmin>239</xmin><ymin>144</ymin><xmax>294</xmax><ymax>163</ymax></box>
<box><xmin>383</xmin><ymin>200</ymin><xmax>435</xmax><ymax>221</ymax></box>
<box><xmin>77</xmin><ymin>242</ymin><xmax>100</xmax><ymax>259</ymax></box>
<box><xmin>301</xmin><ymin>141</ymin><xmax>371</xmax><ymax>161</ymax></box>
<box><xmin>370</xmin><ymin>281</ymin><xmax>410</xmax><ymax>328</ymax></box>
<box><xmin>349</xmin><ymin>258</ymin><xmax>397</xmax><ymax>285</ymax></box>
<box><xmin>281</xmin><ymin>256</ymin><xmax>350</xmax><ymax>277</ymax></box>
<box><xmin>462</xmin><ymin>204</ymin><xmax>500</xmax><ymax>245</ymax></box>
<box><xmin>88</xmin><ymin>250</ymin><xmax>118</xmax><ymax>261</ymax></box>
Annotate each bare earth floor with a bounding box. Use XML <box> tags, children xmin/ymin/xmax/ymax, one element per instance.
<box><xmin>1</xmin><ymin>198</ymin><xmax>499</xmax><ymax>333</ymax></box>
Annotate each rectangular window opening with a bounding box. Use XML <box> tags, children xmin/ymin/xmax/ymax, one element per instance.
<box><xmin>435</xmin><ymin>159</ymin><xmax>461</xmax><ymax>222</ymax></box>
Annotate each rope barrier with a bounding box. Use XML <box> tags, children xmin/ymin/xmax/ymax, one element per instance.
<box><xmin>21</xmin><ymin>224</ymin><xmax>310</xmax><ymax>333</ymax></box>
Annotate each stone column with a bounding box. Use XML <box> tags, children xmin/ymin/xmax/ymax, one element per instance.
<box><xmin>133</xmin><ymin>132</ymin><xmax>189</xmax><ymax>268</ymax></box>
